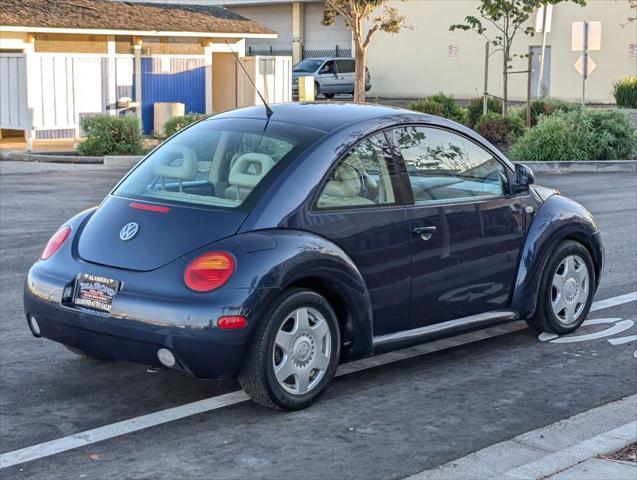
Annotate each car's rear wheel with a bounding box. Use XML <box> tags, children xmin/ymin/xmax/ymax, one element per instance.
<box><xmin>527</xmin><ymin>240</ymin><xmax>595</xmax><ymax>334</ymax></box>
<box><xmin>323</xmin><ymin>93</ymin><xmax>335</xmax><ymax>99</ymax></box>
<box><xmin>238</xmin><ymin>288</ymin><xmax>340</xmax><ymax>410</ymax></box>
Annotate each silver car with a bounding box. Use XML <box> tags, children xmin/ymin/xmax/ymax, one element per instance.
<box><xmin>292</xmin><ymin>57</ymin><xmax>372</xmax><ymax>99</ymax></box>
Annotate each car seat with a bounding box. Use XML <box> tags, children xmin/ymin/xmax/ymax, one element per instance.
<box><xmin>225</xmin><ymin>153</ymin><xmax>275</xmax><ymax>201</ymax></box>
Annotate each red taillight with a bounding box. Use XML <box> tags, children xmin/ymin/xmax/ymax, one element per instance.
<box><xmin>41</xmin><ymin>226</ymin><xmax>71</xmax><ymax>260</ymax></box>
<box><xmin>217</xmin><ymin>315</ymin><xmax>248</xmax><ymax>330</ymax></box>
<box><xmin>129</xmin><ymin>202</ymin><xmax>171</xmax><ymax>213</ymax></box>
<box><xmin>184</xmin><ymin>252</ymin><xmax>235</xmax><ymax>292</ymax></box>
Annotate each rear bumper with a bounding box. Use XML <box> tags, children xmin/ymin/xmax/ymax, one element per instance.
<box><xmin>24</xmin><ymin>267</ymin><xmax>277</xmax><ymax>379</ymax></box>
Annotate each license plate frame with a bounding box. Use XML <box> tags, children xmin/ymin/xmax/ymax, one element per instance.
<box><xmin>73</xmin><ymin>273</ymin><xmax>120</xmax><ymax>314</ymax></box>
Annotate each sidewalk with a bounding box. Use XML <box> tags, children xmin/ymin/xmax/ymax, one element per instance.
<box><xmin>407</xmin><ymin>395</ymin><xmax>637</xmax><ymax>480</ymax></box>
<box><xmin>0</xmin><ymin>138</ymin><xmax>75</xmax><ymax>158</ymax></box>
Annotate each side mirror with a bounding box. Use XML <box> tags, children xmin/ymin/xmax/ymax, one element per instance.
<box><xmin>514</xmin><ymin>163</ymin><xmax>535</xmax><ymax>192</ymax></box>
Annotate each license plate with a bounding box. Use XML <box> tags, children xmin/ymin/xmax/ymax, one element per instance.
<box><xmin>73</xmin><ymin>274</ymin><xmax>120</xmax><ymax>313</ymax></box>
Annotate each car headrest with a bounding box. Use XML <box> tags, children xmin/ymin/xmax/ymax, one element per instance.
<box><xmin>153</xmin><ymin>146</ymin><xmax>197</xmax><ymax>180</ymax></box>
<box><xmin>228</xmin><ymin>153</ymin><xmax>275</xmax><ymax>188</ymax></box>
<box><xmin>323</xmin><ymin>164</ymin><xmax>363</xmax><ymax>198</ymax></box>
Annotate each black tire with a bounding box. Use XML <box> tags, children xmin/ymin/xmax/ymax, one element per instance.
<box><xmin>64</xmin><ymin>345</ymin><xmax>111</xmax><ymax>361</ymax></box>
<box><xmin>238</xmin><ymin>288</ymin><xmax>341</xmax><ymax>410</ymax></box>
<box><xmin>323</xmin><ymin>93</ymin><xmax>335</xmax><ymax>99</ymax></box>
<box><xmin>527</xmin><ymin>240</ymin><xmax>595</xmax><ymax>334</ymax></box>
<box><xmin>314</xmin><ymin>82</ymin><xmax>320</xmax><ymax>100</ymax></box>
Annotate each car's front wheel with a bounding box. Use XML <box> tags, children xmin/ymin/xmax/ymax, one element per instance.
<box><xmin>239</xmin><ymin>288</ymin><xmax>340</xmax><ymax>410</ymax></box>
<box><xmin>528</xmin><ymin>240</ymin><xmax>595</xmax><ymax>334</ymax></box>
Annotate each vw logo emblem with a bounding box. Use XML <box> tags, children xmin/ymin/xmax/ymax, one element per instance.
<box><xmin>119</xmin><ymin>222</ymin><xmax>139</xmax><ymax>241</ymax></box>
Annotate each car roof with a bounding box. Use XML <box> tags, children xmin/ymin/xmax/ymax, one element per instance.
<box><xmin>210</xmin><ymin>102</ymin><xmax>419</xmax><ymax>133</ymax></box>
<box><xmin>297</xmin><ymin>57</ymin><xmax>350</xmax><ymax>62</ymax></box>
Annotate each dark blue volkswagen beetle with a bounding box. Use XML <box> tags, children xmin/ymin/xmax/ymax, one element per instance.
<box><xmin>24</xmin><ymin>103</ymin><xmax>603</xmax><ymax>410</ymax></box>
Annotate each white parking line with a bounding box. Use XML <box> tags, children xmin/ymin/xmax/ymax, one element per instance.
<box><xmin>1</xmin><ymin>291</ymin><xmax>636</xmax><ymax>469</ymax></box>
<box><xmin>590</xmin><ymin>291</ymin><xmax>637</xmax><ymax>312</ymax></box>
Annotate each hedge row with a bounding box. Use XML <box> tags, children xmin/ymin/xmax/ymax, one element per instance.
<box><xmin>407</xmin><ymin>93</ymin><xmax>637</xmax><ymax>160</ymax></box>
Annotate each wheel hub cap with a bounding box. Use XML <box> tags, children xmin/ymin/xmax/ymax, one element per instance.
<box><xmin>272</xmin><ymin>306</ymin><xmax>332</xmax><ymax>395</ymax></box>
<box><xmin>563</xmin><ymin>277</ymin><xmax>579</xmax><ymax>303</ymax></box>
<box><xmin>292</xmin><ymin>334</ymin><xmax>315</xmax><ymax>367</ymax></box>
<box><xmin>551</xmin><ymin>254</ymin><xmax>590</xmax><ymax>326</ymax></box>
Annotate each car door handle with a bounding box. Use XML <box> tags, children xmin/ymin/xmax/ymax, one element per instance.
<box><xmin>413</xmin><ymin>226</ymin><xmax>437</xmax><ymax>241</ymax></box>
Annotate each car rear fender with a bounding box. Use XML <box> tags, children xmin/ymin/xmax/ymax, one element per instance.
<box><xmin>511</xmin><ymin>194</ymin><xmax>603</xmax><ymax>319</ymax></box>
<box><xmin>205</xmin><ymin>230</ymin><xmax>374</xmax><ymax>359</ymax></box>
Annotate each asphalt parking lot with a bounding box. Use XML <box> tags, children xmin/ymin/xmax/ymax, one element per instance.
<box><xmin>0</xmin><ymin>162</ymin><xmax>636</xmax><ymax>479</ymax></box>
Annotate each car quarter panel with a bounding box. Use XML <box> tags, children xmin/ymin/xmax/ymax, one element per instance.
<box><xmin>511</xmin><ymin>193</ymin><xmax>603</xmax><ymax>319</ymax></box>
<box><xmin>206</xmin><ymin>230</ymin><xmax>374</xmax><ymax>359</ymax></box>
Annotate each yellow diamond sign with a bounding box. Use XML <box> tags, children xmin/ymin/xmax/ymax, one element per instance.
<box><xmin>574</xmin><ymin>55</ymin><xmax>597</xmax><ymax>77</ymax></box>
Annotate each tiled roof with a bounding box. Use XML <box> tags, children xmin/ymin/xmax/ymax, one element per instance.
<box><xmin>0</xmin><ymin>0</ymin><xmax>275</xmax><ymax>35</ymax></box>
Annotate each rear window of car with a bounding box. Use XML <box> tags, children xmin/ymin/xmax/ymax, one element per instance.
<box><xmin>113</xmin><ymin>118</ymin><xmax>324</xmax><ymax>209</ymax></box>
<box><xmin>336</xmin><ymin>60</ymin><xmax>355</xmax><ymax>74</ymax></box>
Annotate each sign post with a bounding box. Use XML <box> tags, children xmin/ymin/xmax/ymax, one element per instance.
<box><xmin>582</xmin><ymin>21</ymin><xmax>589</xmax><ymax>105</ymax></box>
<box><xmin>572</xmin><ymin>21</ymin><xmax>601</xmax><ymax>106</ymax></box>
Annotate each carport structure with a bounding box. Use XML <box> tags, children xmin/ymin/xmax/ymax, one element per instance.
<box><xmin>0</xmin><ymin>0</ymin><xmax>276</xmax><ymax>143</ymax></box>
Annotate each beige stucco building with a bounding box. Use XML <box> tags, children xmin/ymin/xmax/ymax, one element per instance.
<box><xmin>367</xmin><ymin>0</ymin><xmax>636</xmax><ymax>104</ymax></box>
<box><xmin>201</xmin><ymin>0</ymin><xmax>636</xmax><ymax>104</ymax></box>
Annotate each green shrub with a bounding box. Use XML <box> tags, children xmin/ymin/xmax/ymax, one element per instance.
<box><xmin>612</xmin><ymin>77</ymin><xmax>637</xmax><ymax>108</ymax></box>
<box><xmin>475</xmin><ymin>113</ymin><xmax>526</xmax><ymax>150</ymax></box>
<box><xmin>510</xmin><ymin>98</ymin><xmax>579</xmax><ymax>127</ymax></box>
<box><xmin>77</xmin><ymin>115</ymin><xmax>142</xmax><ymax>156</ymax></box>
<box><xmin>467</xmin><ymin>97</ymin><xmax>502</xmax><ymax>127</ymax></box>
<box><xmin>510</xmin><ymin>109</ymin><xmax>637</xmax><ymax>161</ymax></box>
<box><xmin>162</xmin><ymin>113</ymin><xmax>206</xmax><ymax>138</ymax></box>
<box><xmin>586</xmin><ymin>109</ymin><xmax>637</xmax><ymax>160</ymax></box>
<box><xmin>408</xmin><ymin>93</ymin><xmax>467</xmax><ymax>124</ymax></box>
<box><xmin>406</xmin><ymin>98</ymin><xmax>444</xmax><ymax>117</ymax></box>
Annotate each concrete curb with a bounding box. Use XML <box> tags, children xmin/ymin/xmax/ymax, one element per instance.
<box><xmin>407</xmin><ymin>394</ymin><xmax>637</xmax><ymax>480</ymax></box>
<box><xmin>2</xmin><ymin>151</ymin><xmax>635</xmax><ymax>173</ymax></box>
<box><xmin>497</xmin><ymin>422</ymin><xmax>637</xmax><ymax>479</ymax></box>
<box><xmin>0</xmin><ymin>152</ymin><xmax>145</xmax><ymax>167</ymax></box>
<box><xmin>526</xmin><ymin>160</ymin><xmax>637</xmax><ymax>173</ymax></box>
<box><xmin>103</xmin><ymin>155</ymin><xmax>144</xmax><ymax>168</ymax></box>
<box><xmin>2</xmin><ymin>151</ymin><xmax>103</xmax><ymax>164</ymax></box>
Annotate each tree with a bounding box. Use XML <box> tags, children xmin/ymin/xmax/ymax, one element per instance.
<box><xmin>624</xmin><ymin>0</ymin><xmax>636</xmax><ymax>25</ymax></box>
<box><xmin>323</xmin><ymin>0</ymin><xmax>409</xmax><ymax>102</ymax></box>
<box><xmin>450</xmin><ymin>0</ymin><xmax>585</xmax><ymax>115</ymax></box>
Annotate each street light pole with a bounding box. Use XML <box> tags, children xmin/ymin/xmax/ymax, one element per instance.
<box><xmin>536</xmin><ymin>2</ymin><xmax>549</xmax><ymax>97</ymax></box>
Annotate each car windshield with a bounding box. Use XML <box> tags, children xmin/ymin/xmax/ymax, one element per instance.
<box><xmin>293</xmin><ymin>58</ymin><xmax>324</xmax><ymax>73</ymax></box>
<box><xmin>113</xmin><ymin>118</ymin><xmax>324</xmax><ymax>209</ymax></box>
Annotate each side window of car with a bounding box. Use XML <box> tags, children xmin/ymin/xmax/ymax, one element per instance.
<box><xmin>316</xmin><ymin>134</ymin><xmax>397</xmax><ymax>209</ymax></box>
<box><xmin>394</xmin><ymin>126</ymin><xmax>507</xmax><ymax>204</ymax></box>
<box><xmin>319</xmin><ymin>61</ymin><xmax>336</xmax><ymax>75</ymax></box>
<box><xmin>336</xmin><ymin>60</ymin><xmax>355</xmax><ymax>74</ymax></box>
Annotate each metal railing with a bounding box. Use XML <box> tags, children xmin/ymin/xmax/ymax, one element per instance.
<box><xmin>247</xmin><ymin>45</ymin><xmax>351</xmax><ymax>59</ymax></box>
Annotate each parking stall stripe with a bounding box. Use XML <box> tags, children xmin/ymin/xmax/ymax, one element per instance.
<box><xmin>1</xmin><ymin>291</ymin><xmax>635</xmax><ymax>470</ymax></box>
<box><xmin>590</xmin><ymin>291</ymin><xmax>637</xmax><ymax>312</ymax></box>
<box><xmin>0</xmin><ymin>391</ymin><xmax>250</xmax><ymax>469</ymax></box>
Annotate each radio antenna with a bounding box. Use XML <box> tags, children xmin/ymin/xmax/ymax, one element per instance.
<box><xmin>225</xmin><ymin>40</ymin><xmax>273</xmax><ymax>119</ymax></box>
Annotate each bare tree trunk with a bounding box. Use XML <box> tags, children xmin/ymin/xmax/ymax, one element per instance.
<box><xmin>502</xmin><ymin>47</ymin><xmax>508</xmax><ymax>115</ymax></box>
<box><xmin>354</xmin><ymin>42</ymin><xmax>367</xmax><ymax>103</ymax></box>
